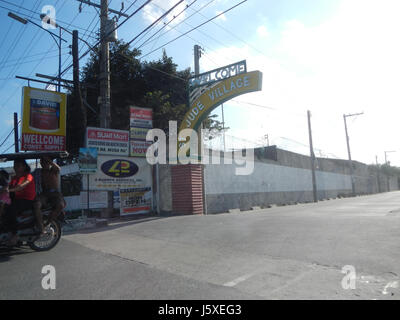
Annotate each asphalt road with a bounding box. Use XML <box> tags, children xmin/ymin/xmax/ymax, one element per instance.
<box><xmin>1</xmin><ymin>191</ymin><xmax>399</xmax><ymax>300</ymax></box>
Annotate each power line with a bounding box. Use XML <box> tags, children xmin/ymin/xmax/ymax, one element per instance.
<box><xmin>0</xmin><ymin>0</ymin><xmax>24</xmax><ymax>54</ymax></box>
<box><xmin>125</xmin><ymin>0</ymin><xmax>185</xmax><ymax>48</ymax></box>
<box><xmin>0</xmin><ymin>0</ymin><xmax>43</xmax><ymax>93</ymax></box>
<box><xmin>0</xmin><ymin>53</ymin><xmax>69</xmax><ymax>70</ymax></box>
<box><xmin>55</xmin><ymin>0</ymin><xmax>153</xmax><ymax>80</ymax></box>
<box><xmin>0</xmin><ymin>0</ymin><xmax>99</xmax><ymax>38</ymax></box>
<box><xmin>139</xmin><ymin>0</ymin><xmax>247</xmax><ymax>60</ymax></box>
<box><xmin>0</xmin><ymin>0</ymin><xmax>77</xmax><ymax>108</ymax></box>
<box><xmin>135</xmin><ymin>0</ymin><xmax>199</xmax><ymax>50</ymax></box>
<box><xmin>136</xmin><ymin>0</ymin><xmax>222</xmax><ymax>66</ymax></box>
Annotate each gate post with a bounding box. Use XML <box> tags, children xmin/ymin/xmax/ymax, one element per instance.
<box><xmin>171</xmin><ymin>164</ymin><xmax>204</xmax><ymax>215</ymax></box>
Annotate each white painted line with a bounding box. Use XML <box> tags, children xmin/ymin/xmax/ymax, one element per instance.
<box><xmin>382</xmin><ymin>281</ymin><xmax>399</xmax><ymax>295</ymax></box>
<box><xmin>224</xmin><ymin>274</ymin><xmax>253</xmax><ymax>287</ymax></box>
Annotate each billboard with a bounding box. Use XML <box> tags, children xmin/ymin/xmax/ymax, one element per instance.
<box><xmin>119</xmin><ymin>187</ymin><xmax>152</xmax><ymax>215</ymax></box>
<box><xmin>78</xmin><ymin>148</ymin><xmax>98</xmax><ymax>174</ymax></box>
<box><xmin>130</xmin><ymin>127</ymin><xmax>150</xmax><ymax>140</ymax></box>
<box><xmin>130</xmin><ymin>106</ymin><xmax>153</xmax><ymax>128</ymax></box>
<box><xmin>86</xmin><ymin>127</ymin><xmax>129</xmax><ymax>156</ymax></box>
<box><xmin>130</xmin><ymin>140</ymin><xmax>152</xmax><ymax>157</ymax></box>
<box><xmin>81</xmin><ymin>155</ymin><xmax>152</xmax><ymax>191</ymax></box>
<box><xmin>130</xmin><ymin>106</ymin><xmax>153</xmax><ymax>157</ymax></box>
<box><xmin>21</xmin><ymin>86</ymin><xmax>67</xmax><ymax>151</ymax></box>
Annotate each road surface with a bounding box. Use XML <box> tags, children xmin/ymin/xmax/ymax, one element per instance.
<box><xmin>1</xmin><ymin>191</ymin><xmax>399</xmax><ymax>299</ymax></box>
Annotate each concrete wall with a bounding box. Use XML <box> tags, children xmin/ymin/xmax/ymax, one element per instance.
<box><xmin>158</xmin><ymin>164</ymin><xmax>173</xmax><ymax>213</ymax></box>
<box><xmin>204</xmin><ymin>160</ymin><xmax>352</xmax><ymax>214</ymax></box>
<box><xmin>203</xmin><ymin>147</ymin><xmax>400</xmax><ymax>214</ymax></box>
<box><xmin>154</xmin><ymin>146</ymin><xmax>400</xmax><ymax>215</ymax></box>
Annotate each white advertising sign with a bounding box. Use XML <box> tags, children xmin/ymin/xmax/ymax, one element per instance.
<box><xmin>81</xmin><ymin>155</ymin><xmax>152</xmax><ymax>191</ymax></box>
<box><xmin>86</xmin><ymin>127</ymin><xmax>129</xmax><ymax>156</ymax></box>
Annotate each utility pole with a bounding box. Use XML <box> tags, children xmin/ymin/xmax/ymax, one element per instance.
<box><xmin>221</xmin><ymin>103</ymin><xmax>226</xmax><ymax>152</ymax></box>
<box><xmin>384</xmin><ymin>150</ymin><xmax>396</xmax><ymax>192</ymax></box>
<box><xmin>307</xmin><ymin>110</ymin><xmax>317</xmax><ymax>202</ymax></box>
<box><xmin>343</xmin><ymin>112</ymin><xmax>363</xmax><ymax>196</ymax></box>
<box><xmin>376</xmin><ymin>155</ymin><xmax>381</xmax><ymax>193</ymax></box>
<box><xmin>72</xmin><ymin>30</ymin><xmax>86</xmax><ymax>146</ymax></box>
<box><xmin>384</xmin><ymin>150</ymin><xmax>396</xmax><ymax>165</ymax></box>
<box><xmin>100</xmin><ymin>0</ymin><xmax>111</xmax><ymax>128</ymax></box>
<box><xmin>14</xmin><ymin>113</ymin><xmax>19</xmax><ymax>153</ymax></box>
<box><xmin>194</xmin><ymin>44</ymin><xmax>207</xmax><ymax>215</ymax></box>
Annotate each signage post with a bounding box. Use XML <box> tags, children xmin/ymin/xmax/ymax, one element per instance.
<box><xmin>78</xmin><ymin>147</ymin><xmax>98</xmax><ymax>218</ymax></box>
<box><xmin>21</xmin><ymin>86</ymin><xmax>67</xmax><ymax>151</ymax></box>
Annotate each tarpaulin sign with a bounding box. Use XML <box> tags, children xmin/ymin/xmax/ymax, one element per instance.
<box><xmin>21</xmin><ymin>86</ymin><xmax>67</xmax><ymax>151</ymax></box>
<box><xmin>119</xmin><ymin>187</ymin><xmax>152</xmax><ymax>215</ymax></box>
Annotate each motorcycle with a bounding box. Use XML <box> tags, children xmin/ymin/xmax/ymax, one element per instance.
<box><xmin>0</xmin><ymin>204</ymin><xmax>64</xmax><ymax>251</ymax></box>
<box><xmin>0</xmin><ymin>151</ymin><xmax>68</xmax><ymax>251</ymax></box>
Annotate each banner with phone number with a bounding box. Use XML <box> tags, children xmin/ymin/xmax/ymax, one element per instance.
<box><xmin>119</xmin><ymin>187</ymin><xmax>152</xmax><ymax>215</ymax></box>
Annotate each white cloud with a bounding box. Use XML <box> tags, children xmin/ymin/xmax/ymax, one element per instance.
<box><xmin>216</xmin><ymin>10</ymin><xmax>227</xmax><ymax>22</ymax></box>
<box><xmin>256</xmin><ymin>25</ymin><xmax>269</xmax><ymax>38</ymax></box>
<box><xmin>199</xmin><ymin>0</ymin><xmax>400</xmax><ymax>165</ymax></box>
<box><xmin>142</xmin><ymin>0</ymin><xmax>188</xmax><ymax>26</ymax></box>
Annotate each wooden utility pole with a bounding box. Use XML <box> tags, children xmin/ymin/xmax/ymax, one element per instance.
<box><xmin>376</xmin><ymin>155</ymin><xmax>381</xmax><ymax>193</ymax></box>
<box><xmin>194</xmin><ymin>44</ymin><xmax>207</xmax><ymax>215</ymax></box>
<box><xmin>100</xmin><ymin>0</ymin><xmax>111</xmax><ymax>128</ymax></box>
<box><xmin>72</xmin><ymin>30</ymin><xmax>86</xmax><ymax>129</ymax></box>
<box><xmin>343</xmin><ymin>112</ymin><xmax>363</xmax><ymax>196</ymax></box>
<box><xmin>14</xmin><ymin>112</ymin><xmax>19</xmax><ymax>153</ymax></box>
<box><xmin>307</xmin><ymin>110</ymin><xmax>317</xmax><ymax>202</ymax></box>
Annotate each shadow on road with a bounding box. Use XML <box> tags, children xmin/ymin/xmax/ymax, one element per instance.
<box><xmin>63</xmin><ymin>212</ymin><xmax>188</xmax><ymax>236</ymax></box>
<box><xmin>0</xmin><ymin>246</ymin><xmax>35</xmax><ymax>263</ymax></box>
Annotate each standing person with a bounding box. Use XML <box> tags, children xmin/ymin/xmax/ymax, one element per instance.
<box><xmin>4</xmin><ymin>159</ymin><xmax>36</xmax><ymax>246</ymax></box>
<box><xmin>0</xmin><ymin>169</ymin><xmax>11</xmax><ymax>219</ymax></box>
<box><xmin>33</xmin><ymin>156</ymin><xmax>64</xmax><ymax>232</ymax></box>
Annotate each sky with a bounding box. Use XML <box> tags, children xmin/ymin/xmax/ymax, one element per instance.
<box><xmin>0</xmin><ymin>0</ymin><xmax>399</xmax><ymax>167</ymax></box>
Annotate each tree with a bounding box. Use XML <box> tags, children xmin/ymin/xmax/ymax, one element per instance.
<box><xmin>66</xmin><ymin>41</ymin><xmax>226</xmax><ymax>155</ymax></box>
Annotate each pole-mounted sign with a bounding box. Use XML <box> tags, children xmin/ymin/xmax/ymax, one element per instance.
<box><xmin>20</xmin><ymin>86</ymin><xmax>67</xmax><ymax>151</ymax></box>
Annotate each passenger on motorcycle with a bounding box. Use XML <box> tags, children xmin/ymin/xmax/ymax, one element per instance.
<box><xmin>3</xmin><ymin>159</ymin><xmax>36</xmax><ymax>246</ymax></box>
<box><xmin>33</xmin><ymin>156</ymin><xmax>64</xmax><ymax>233</ymax></box>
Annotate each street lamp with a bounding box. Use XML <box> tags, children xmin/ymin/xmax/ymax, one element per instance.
<box><xmin>343</xmin><ymin>112</ymin><xmax>364</xmax><ymax>196</ymax></box>
<box><xmin>8</xmin><ymin>12</ymin><xmax>67</xmax><ymax>92</ymax></box>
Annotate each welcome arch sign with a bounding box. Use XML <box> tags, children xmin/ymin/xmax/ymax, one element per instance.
<box><xmin>178</xmin><ymin>61</ymin><xmax>263</xmax><ymax>155</ymax></box>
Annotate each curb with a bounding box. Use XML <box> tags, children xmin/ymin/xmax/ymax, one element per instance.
<box><xmin>62</xmin><ymin>217</ymin><xmax>109</xmax><ymax>233</ymax></box>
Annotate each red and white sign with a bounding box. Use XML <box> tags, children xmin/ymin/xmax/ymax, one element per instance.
<box><xmin>86</xmin><ymin>127</ymin><xmax>129</xmax><ymax>156</ymax></box>
<box><xmin>130</xmin><ymin>140</ymin><xmax>152</xmax><ymax>157</ymax></box>
<box><xmin>130</xmin><ymin>106</ymin><xmax>153</xmax><ymax>128</ymax></box>
<box><xmin>21</xmin><ymin>133</ymin><xmax>65</xmax><ymax>151</ymax></box>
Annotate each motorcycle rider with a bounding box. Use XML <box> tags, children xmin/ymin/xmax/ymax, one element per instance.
<box><xmin>3</xmin><ymin>159</ymin><xmax>36</xmax><ymax>246</ymax></box>
<box><xmin>33</xmin><ymin>156</ymin><xmax>64</xmax><ymax>233</ymax></box>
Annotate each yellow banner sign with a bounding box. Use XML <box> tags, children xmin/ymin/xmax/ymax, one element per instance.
<box><xmin>180</xmin><ymin>71</ymin><xmax>262</xmax><ymax>133</ymax></box>
<box><xmin>21</xmin><ymin>86</ymin><xmax>67</xmax><ymax>151</ymax></box>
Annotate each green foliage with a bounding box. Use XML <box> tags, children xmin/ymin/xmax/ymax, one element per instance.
<box><xmin>368</xmin><ymin>163</ymin><xmax>400</xmax><ymax>176</ymax></box>
<box><xmin>66</xmin><ymin>42</ymin><xmax>226</xmax><ymax>155</ymax></box>
<box><xmin>380</xmin><ymin>164</ymin><xmax>400</xmax><ymax>176</ymax></box>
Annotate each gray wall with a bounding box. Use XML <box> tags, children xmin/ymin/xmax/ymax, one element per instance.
<box><xmin>156</xmin><ymin>146</ymin><xmax>400</xmax><ymax>215</ymax></box>
<box><xmin>158</xmin><ymin>164</ymin><xmax>173</xmax><ymax>213</ymax></box>
<box><xmin>203</xmin><ymin>147</ymin><xmax>399</xmax><ymax>214</ymax></box>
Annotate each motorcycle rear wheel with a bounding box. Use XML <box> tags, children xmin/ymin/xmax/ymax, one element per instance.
<box><xmin>28</xmin><ymin>220</ymin><xmax>61</xmax><ymax>251</ymax></box>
